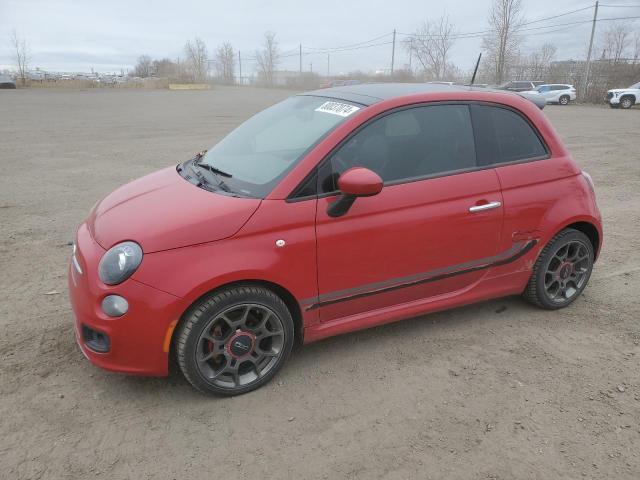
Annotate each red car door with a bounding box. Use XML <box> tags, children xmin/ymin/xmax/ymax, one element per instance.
<box><xmin>310</xmin><ymin>104</ymin><xmax>505</xmax><ymax>322</ymax></box>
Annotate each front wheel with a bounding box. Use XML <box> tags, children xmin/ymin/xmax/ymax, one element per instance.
<box><xmin>175</xmin><ymin>285</ymin><xmax>295</xmax><ymax>395</ymax></box>
<box><xmin>523</xmin><ymin>229</ymin><xmax>594</xmax><ymax>310</ymax></box>
<box><xmin>559</xmin><ymin>95</ymin><xmax>570</xmax><ymax>105</ymax></box>
<box><xmin>620</xmin><ymin>96</ymin><xmax>634</xmax><ymax>109</ymax></box>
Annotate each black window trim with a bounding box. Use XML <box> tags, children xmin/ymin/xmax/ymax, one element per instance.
<box><xmin>470</xmin><ymin>102</ymin><xmax>550</xmax><ymax>167</ymax></box>
<box><xmin>287</xmin><ymin>100</ymin><xmax>551</xmax><ymax>203</ymax></box>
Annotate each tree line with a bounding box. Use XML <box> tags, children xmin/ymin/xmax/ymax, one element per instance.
<box><xmin>131</xmin><ymin>31</ymin><xmax>282</xmax><ymax>86</ymax></box>
<box><xmin>10</xmin><ymin>0</ymin><xmax>640</xmax><ymax>96</ymax></box>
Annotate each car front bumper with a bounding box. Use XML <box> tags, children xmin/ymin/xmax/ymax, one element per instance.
<box><xmin>68</xmin><ymin>223</ymin><xmax>183</xmax><ymax>376</ymax></box>
<box><xmin>606</xmin><ymin>94</ymin><xmax>619</xmax><ymax>104</ymax></box>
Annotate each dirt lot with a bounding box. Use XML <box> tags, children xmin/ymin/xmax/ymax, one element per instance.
<box><xmin>1</xmin><ymin>87</ymin><xmax>639</xmax><ymax>479</ymax></box>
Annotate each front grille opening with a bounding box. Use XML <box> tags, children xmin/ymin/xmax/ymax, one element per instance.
<box><xmin>82</xmin><ymin>324</ymin><xmax>110</xmax><ymax>353</ymax></box>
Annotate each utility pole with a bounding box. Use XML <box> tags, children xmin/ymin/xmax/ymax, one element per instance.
<box><xmin>583</xmin><ymin>1</ymin><xmax>599</xmax><ymax>100</ymax></box>
<box><xmin>327</xmin><ymin>53</ymin><xmax>330</xmax><ymax>78</ymax></box>
<box><xmin>238</xmin><ymin>50</ymin><xmax>242</xmax><ymax>85</ymax></box>
<box><xmin>391</xmin><ymin>29</ymin><xmax>397</xmax><ymax>76</ymax></box>
<box><xmin>408</xmin><ymin>37</ymin><xmax>413</xmax><ymax>74</ymax></box>
<box><xmin>299</xmin><ymin>44</ymin><xmax>302</xmax><ymax>76</ymax></box>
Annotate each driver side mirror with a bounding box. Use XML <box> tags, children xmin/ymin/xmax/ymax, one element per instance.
<box><xmin>327</xmin><ymin>167</ymin><xmax>383</xmax><ymax>218</ymax></box>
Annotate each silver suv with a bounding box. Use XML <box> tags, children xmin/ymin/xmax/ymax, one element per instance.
<box><xmin>498</xmin><ymin>80</ymin><xmax>545</xmax><ymax>92</ymax></box>
<box><xmin>523</xmin><ymin>84</ymin><xmax>576</xmax><ymax>105</ymax></box>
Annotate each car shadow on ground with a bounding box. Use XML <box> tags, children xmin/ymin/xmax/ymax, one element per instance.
<box><xmin>102</xmin><ymin>294</ymin><xmax>532</xmax><ymax>399</ymax></box>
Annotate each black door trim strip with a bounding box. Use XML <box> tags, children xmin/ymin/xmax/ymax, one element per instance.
<box><xmin>303</xmin><ymin>240</ymin><xmax>538</xmax><ymax>311</ymax></box>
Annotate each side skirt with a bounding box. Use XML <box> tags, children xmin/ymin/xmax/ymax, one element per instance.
<box><xmin>303</xmin><ymin>268</ymin><xmax>533</xmax><ymax>344</ymax></box>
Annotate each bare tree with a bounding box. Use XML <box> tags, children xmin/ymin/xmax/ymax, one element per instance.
<box><xmin>633</xmin><ymin>32</ymin><xmax>640</xmax><ymax>63</ymax></box>
<box><xmin>10</xmin><ymin>29</ymin><xmax>29</xmax><ymax>86</ymax></box>
<box><xmin>152</xmin><ymin>58</ymin><xmax>180</xmax><ymax>79</ymax></box>
<box><xmin>482</xmin><ymin>0</ymin><xmax>525</xmax><ymax>84</ymax></box>
<box><xmin>601</xmin><ymin>22</ymin><xmax>631</xmax><ymax>63</ymax></box>
<box><xmin>255</xmin><ymin>31</ymin><xmax>280</xmax><ymax>86</ymax></box>
<box><xmin>215</xmin><ymin>42</ymin><xmax>235</xmax><ymax>84</ymax></box>
<box><xmin>520</xmin><ymin>42</ymin><xmax>556</xmax><ymax>80</ymax></box>
<box><xmin>132</xmin><ymin>54</ymin><xmax>153</xmax><ymax>77</ymax></box>
<box><xmin>407</xmin><ymin>15</ymin><xmax>456</xmax><ymax>80</ymax></box>
<box><xmin>184</xmin><ymin>37</ymin><xmax>209</xmax><ymax>82</ymax></box>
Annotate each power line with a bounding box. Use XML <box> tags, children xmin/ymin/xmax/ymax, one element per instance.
<box><xmin>239</xmin><ymin>2</ymin><xmax>640</xmax><ymax>75</ymax></box>
<box><xmin>397</xmin><ymin>5</ymin><xmax>595</xmax><ymax>39</ymax></box>
<box><xmin>395</xmin><ymin>3</ymin><xmax>638</xmax><ymax>40</ymax></box>
<box><xmin>520</xmin><ymin>5</ymin><xmax>594</xmax><ymax>26</ymax></box>
<box><xmin>519</xmin><ymin>14</ymin><xmax>640</xmax><ymax>32</ymax></box>
<box><xmin>398</xmin><ymin>13</ymin><xmax>640</xmax><ymax>41</ymax></box>
<box><xmin>303</xmin><ymin>41</ymin><xmax>394</xmax><ymax>55</ymax></box>
<box><xmin>302</xmin><ymin>32</ymin><xmax>393</xmax><ymax>53</ymax></box>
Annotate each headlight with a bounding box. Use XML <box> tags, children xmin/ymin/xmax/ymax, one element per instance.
<box><xmin>98</xmin><ymin>241</ymin><xmax>143</xmax><ymax>285</ymax></box>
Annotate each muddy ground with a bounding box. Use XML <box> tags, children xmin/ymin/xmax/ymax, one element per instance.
<box><xmin>1</xmin><ymin>87</ymin><xmax>639</xmax><ymax>479</ymax></box>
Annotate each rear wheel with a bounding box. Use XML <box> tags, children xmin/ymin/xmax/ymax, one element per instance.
<box><xmin>176</xmin><ymin>285</ymin><xmax>294</xmax><ymax>395</ymax></box>
<box><xmin>559</xmin><ymin>95</ymin><xmax>570</xmax><ymax>105</ymax></box>
<box><xmin>523</xmin><ymin>229</ymin><xmax>594</xmax><ymax>309</ymax></box>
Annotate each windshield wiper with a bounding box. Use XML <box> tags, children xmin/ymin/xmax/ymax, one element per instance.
<box><xmin>192</xmin><ymin>160</ymin><xmax>233</xmax><ymax>193</ymax></box>
<box><xmin>196</xmin><ymin>162</ymin><xmax>233</xmax><ymax>178</ymax></box>
<box><xmin>187</xmin><ymin>160</ymin><xmax>213</xmax><ymax>188</ymax></box>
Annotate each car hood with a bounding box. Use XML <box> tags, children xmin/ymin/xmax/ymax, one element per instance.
<box><xmin>608</xmin><ymin>88</ymin><xmax>636</xmax><ymax>93</ymax></box>
<box><xmin>87</xmin><ymin>166</ymin><xmax>261</xmax><ymax>253</ymax></box>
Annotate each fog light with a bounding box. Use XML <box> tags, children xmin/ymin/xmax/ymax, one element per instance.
<box><xmin>102</xmin><ymin>295</ymin><xmax>129</xmax><ymax>317</ymax></box>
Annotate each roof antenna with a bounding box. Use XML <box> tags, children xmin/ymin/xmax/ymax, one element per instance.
<box><xmin>470</xmin><ymin>53</ymin><xmax>482</xmax><ymax>86</ymax></box>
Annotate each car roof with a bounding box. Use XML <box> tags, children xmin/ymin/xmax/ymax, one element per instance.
<box><xmin>301</xmin><ymin>82</ymin><xmax>537</xmax><ymax>107</ymax></box>
<box><xmin>302</xmin><ymin>83</ymin><xmax>504</xmax><ymax>106</ymax></box>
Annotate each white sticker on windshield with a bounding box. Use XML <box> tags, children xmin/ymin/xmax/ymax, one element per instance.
<box><xmin>315</xmin><ymin>101</ymin><xmax>360</xmax><ymax>117</ymax></box>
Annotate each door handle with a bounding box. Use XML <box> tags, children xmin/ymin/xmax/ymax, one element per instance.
<box><xmin>469</xmin><ymin>201</ymin><xmax>502</xmax><ymax>213</ymax></box>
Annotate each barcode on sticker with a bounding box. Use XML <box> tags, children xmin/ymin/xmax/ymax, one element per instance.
<box><xmin>315</xmin><ymin>101</ymin><xmax>360</xmax><ymax>117</ymax></box>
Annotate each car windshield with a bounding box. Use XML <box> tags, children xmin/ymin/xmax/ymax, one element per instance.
<box><xmin>197</xmin><ymin>95</ymin><xmax>360</xmax><ymax>198</ymax></box>
<box><xmin>629</xmin><ymin>82</ymin><xmax>640</xmax><ymax>89</ymax></box>
<box><xmin>537</xmin><ymin>86</ymin><xmax>550</xmax><ymax>92</ymax></box>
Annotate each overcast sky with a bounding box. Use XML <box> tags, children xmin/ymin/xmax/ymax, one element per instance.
<box><xmin>1</xmin><ymin>0</ymin><xmax>638</xmax><ymax>75</ymax></box>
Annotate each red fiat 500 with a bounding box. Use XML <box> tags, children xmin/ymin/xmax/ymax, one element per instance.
<box><xmin>69</xmin><ymin>84</ymin><xmax>602</xmax><ymax>395</ymax></box>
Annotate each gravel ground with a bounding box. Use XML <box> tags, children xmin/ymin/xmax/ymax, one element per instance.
<box><xmin>1</xmin><ymin>87</ymin><xmax>639</xmax><ymax>480</ymax></box>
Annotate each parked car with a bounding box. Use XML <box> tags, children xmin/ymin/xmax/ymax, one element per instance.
<box><xmin>0</xmin><ymin>74</ymin><xmax>16</xmax><ymax>89</ymax></box>
<box><xmin>497</xmin><ymin>80</ymin><xmax>545</xmax><ymax>92</ymax></box>
<box><xmin>606</xmin><ymin>82</ymin><xmax>640</xmax><ymax>109</ymax></box>
<box><xmin>427</xmin><ymin>81</ymin><xmax>455</xmax><ymax>85</ymax></box>
<box><xmin>320</xmin><ymin>79</ymin><xmax>361</xmax><ymax>88</ymax></box>
<box><xmin>523</xmin><ymin>84</ymin><xmax>576</xmax><ymax>105</ymax></box>
<box><xmin>69</xmin><ymin>83</ymin><xmax>602</xmax><ymax>395</ymax></box>
<box><xmin>516</xmin><ymin>91</ymin><xmax>546</xmax><ymax>109</ymax></box>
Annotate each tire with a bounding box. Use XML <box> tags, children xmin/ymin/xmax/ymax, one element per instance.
<box><xmin>176</xmin><ymin>285</ymin><xmax>295</xmax><ymax>396</ymax></box>
<box><xmin>620</xmin><ymin>96</ymin><xmax>634</xmax><ymax>109</ymax></box>
<box><xmin>523</xmin><ymin>229</ymin><xmax>594</xmax><ymax>310</ymax></box>
<box><xmin>559</xmin><ymin>95</ymin><xmax>570</xmax><ymax>105</ymax></box>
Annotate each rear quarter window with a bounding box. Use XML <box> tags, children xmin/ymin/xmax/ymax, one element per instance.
<box><xmin>471</xmin><ymin>104</ymin><xmax>548</xmax><ymax>165</ymax></box>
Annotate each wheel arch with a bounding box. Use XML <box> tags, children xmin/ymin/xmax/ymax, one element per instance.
<box><xmin>557</xmin><ymin>220</ymin><xmax>601</xmax><ymax>259</ymax></box>
<box><xmin>169</xmin><ymin>279</ymin><xmax>304</xmax><ymax>359</ymax></box>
